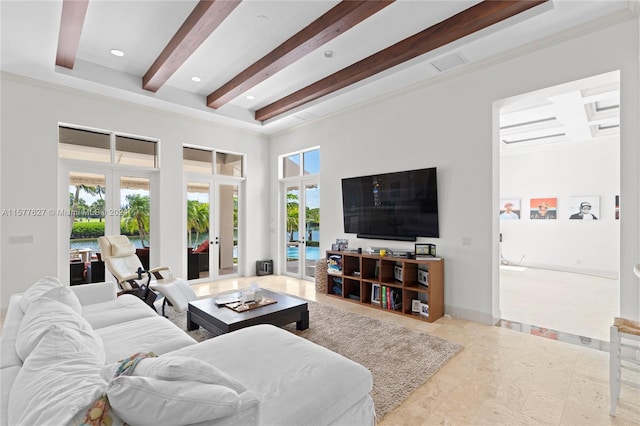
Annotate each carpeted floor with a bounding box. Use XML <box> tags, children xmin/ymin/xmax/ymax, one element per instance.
<box><xmin>167</xmin><ymin>298</ymin><xmax>463</xmax><ymax>420</ymax></box>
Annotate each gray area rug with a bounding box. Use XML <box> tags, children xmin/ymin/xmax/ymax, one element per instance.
<box><xmin>167</xmin><ymin>299</ymin><xmax>463</xmax><ymax>420</ymax></box>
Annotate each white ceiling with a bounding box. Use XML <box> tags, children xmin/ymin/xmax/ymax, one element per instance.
<box><xmin>0</xmin><ymin>0</ymin><xmax>634</xmax><ymax>136</ymax></box>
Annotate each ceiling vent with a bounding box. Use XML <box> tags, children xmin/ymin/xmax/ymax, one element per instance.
<box><xmin>431</xmin><ymin>52</ymin><xmax>468</xmax><ymax>72</ymax></box>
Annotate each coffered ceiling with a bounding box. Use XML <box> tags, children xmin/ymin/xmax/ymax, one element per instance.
<box><xmin>0</xmin><ymin>0</ymin><xmax>635</xmax><ymax>135</ymax></box>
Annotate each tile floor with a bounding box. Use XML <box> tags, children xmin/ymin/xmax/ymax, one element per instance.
<box><xmin>500</xmin><ymin>266</ymin><xmax>619</xmax><ymax>343</ymax></box>
<box><xmin>192</xmin><ymin>275</ymin><xmax>639</xmax><ymax>426</ymax></box>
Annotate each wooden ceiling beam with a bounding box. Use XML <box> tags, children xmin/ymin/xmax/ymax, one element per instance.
<box><xmin>55</xmin><ymin>0</ymin><xmax>89</xmax><ymax>69</ymax></box>
<box><xmin>206</xmin><ymin>0</ymin><xmax>394</xmax><ymax>109</ymax></box>
<box><xmin>143</xmin><ymin>0</ymin><xmax>241</xmax><ymax>93</ymax></box>
<box><xmin>255</xmin><ymin>0</ymin><xmax>547</xmax><ymax>122</ymax></box>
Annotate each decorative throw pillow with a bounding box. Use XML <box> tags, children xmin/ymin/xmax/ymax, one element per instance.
<box><xmin>42</xmin><ymin>285</ymin><xmax>82</xmax><ymax>313</ymax></box>
<box><xmin>107</xmin><ymin>376</ymin><xmax>240</xmax><ymax>426</ymax></box>
<box><xmin>100</xmin><ymin>356</ymin><xmax>246</xmax><ymax>393</ymax></box>
<box><xmin>8</xmin><ymin>325</ymin><xmax>106</xmax><ymax>426</ymax></box>
<box><xmin>16</xmin><ymin>297</ymin><xmax>103</xmax><ymax>362</ymax></box>
<box><xmin>19</xmin><ymin>276</ymin><xmax>63</xmax><ymax>312</ymax></box>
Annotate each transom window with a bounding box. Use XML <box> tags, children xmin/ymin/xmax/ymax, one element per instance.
<box><xmin>183</xmin><ymin>147</ymin><xmax>244</xmax><ymax>177</ymax></box>
<box><xmin>59</xmin><ymin>126</ymin><xmax>158</xmax><ymax>168</ymax></box>
<box><xmin>281</xmin><ymin>148</ymin><xmax>320</xmax><ymax>178</ymax></box>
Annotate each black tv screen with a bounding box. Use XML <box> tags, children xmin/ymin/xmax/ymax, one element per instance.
<box><xmin>341</xmin><ymin>167</ymin><xmax>439</xmax><ymax>241</ymax></box>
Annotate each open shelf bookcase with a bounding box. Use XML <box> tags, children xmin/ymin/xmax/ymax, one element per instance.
<box><xmin>325</xmin><ymin>250</ymin><xmax>444</xmax><ymax>322</ymax></box>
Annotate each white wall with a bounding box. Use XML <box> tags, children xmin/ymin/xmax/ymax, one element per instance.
<box><xmin>0</xmin><ymin>75</ymin><xmax>270</xmax><ymax>309</ymax></box>
<box><xmin>500</xmin><ymin>136</ymin><xmax>620</xmax><ymax>277</ymax></box>
<box><xmin>270</xmin><ymin>18</ymin><xmax>639</xmax><ymax>324</ymax></box>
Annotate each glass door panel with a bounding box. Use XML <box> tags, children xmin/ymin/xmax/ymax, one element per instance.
<box><xmin>68</xmin><ymin>172</ymin><xmax>106</xmax><ymax>285</ymax></box>
<box><xmin>304</xmin><ymin>181</ymin><xmax>320</xmax><ymax>279</ymax></box>
<box><xmin>285</xmin><ymin>185</ymin><xmax>300</xmax><ymax>275</ymax></box>
<box><xmin>120</xmin><ymin>176</ymin><xmax>151</xmax><ymax>269</ymax></box>
<box><xmin>217</xmin><ymin>183</ymin><xmax>239</xmax><ymax>276</ymax></box>
<box><xmin>186</xmin><ymin>181</ymin><xmax>211</xmax><ymax>280</ymax></box>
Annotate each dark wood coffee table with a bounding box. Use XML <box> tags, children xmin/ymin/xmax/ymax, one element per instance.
<box><xmin>187</xmin><ymin>288</ymin><xmax>309</xmax><ymax>335</ymax></box>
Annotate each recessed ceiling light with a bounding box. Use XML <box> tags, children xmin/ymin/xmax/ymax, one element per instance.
<box><xmin>246</xmin><ymin>95</ymin><xmax>255</xmax><ymax>100</ymax></box>
<box><xmin>323</xmin><ymin>50</ymin><xmax>335</xmax><ymax>59</ymax></box>
<box><xmin>191</xmin><ymin>76</ymin><xmax>202</xmax><ymax>82</ymax></box>
<box><xmin>110</xmin><ymin>49</ymin><xmax>124</xmax><ymax>57</ymax></box>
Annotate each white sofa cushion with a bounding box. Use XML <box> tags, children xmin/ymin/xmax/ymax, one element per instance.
<box><xmin>82</xmin><ymin>294</ymin><xmax>157</xmax><ymax>329</ymax></box>
<box><xmin>43</xmin><ymin>285</ymin><xmax>82</xmax><ymax>313</ymax></box>
<box><xmin>8</xmin><ymin>325</ymin><xmax>106</xmax><ymax>426</ymax></box>
<box><xmin>107</xmin><ymin>376</ymin><xmax>240</xmax><ymax>426</ymax></box>
<box><xmin>16</xmin><ymin>297</ymin><xmax>103</xmax><ymax>362</ymax></box>
<box><xmin>96</xmin><ymin>316</ymin><xmax>196</xmax><ymax>363</ymax></box>
<box><xmin>167</xmin><ymin>324</ymin><xmax>374</xmax><ymax>426</ymax></box>
<box><xmin>0</xmin><ymin>366</ymin><xmax>20</xmax><ymax>426</ymax></box>
<box><xmin>101</xmin><ymin>356</ymin><xmax>246</xmax><ymax>393</ymax></box>
<box><xmin>18</xmin><ymin>276</ymin><xmax>63</xmax><ymax>312</ymax></box>
<box><xmin>0</xmin><ymin>294</ymin><xmax>25</xmax><ymax>368</ymax></box>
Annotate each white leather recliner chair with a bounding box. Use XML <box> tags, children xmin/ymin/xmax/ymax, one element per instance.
<box><xmin>98</xmin><ymin>235</ymin><xmax>197</xmax><ymax>317</ymax></box>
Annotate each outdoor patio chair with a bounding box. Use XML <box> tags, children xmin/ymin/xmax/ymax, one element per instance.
<box><xmin>98</xmin><ymin>235</ymin><xmax>197</xmax><ymax>316</ymax></box>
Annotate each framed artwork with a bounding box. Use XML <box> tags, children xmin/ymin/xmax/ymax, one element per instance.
<box><xmin>615</xmin><ymin>195</ymin><xmax>620</xmax><ymax>220</ymax></box>
<box><xmin>336</xmin><ymin>238</ymin><xmax>348</xmax><ymax>251</ymax></box>
<box><xmin>415</xmin><ymin>243</ymin><xmax>436</xmax><ymax>258</ymax></box>
<box><xmin>371</xmin><ymin>284</ymin><xmax>381</xmax><ymax>305</ymax></box>
<box><xmin>530</xmin><ymin>197</ymin><xmax>557</xmax><ymax>220</ymax></box>
<box><xmin>420</xmin><ymin>303</ymin><xmax>429</xmax><ymax>318</ymax></box>
<box><xmin>499</xmin><ymin>198</ymin><xmax>520</xmax><ymax>220</ymax></box>
<box><xmin>568</xmin><ymin>196</ymin><xmax>600</xmax><ymax>220</ymax></box>
<box><xmin>411</xmin><ymin>299</ymin><xmax>421</xmax><ymax>313</ymax></box>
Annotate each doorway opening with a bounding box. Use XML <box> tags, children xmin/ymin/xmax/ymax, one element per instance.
<box><xmin>496</xmin><ymin>70</ymin><xmax>620</xmax><ymax>348</ymax></box>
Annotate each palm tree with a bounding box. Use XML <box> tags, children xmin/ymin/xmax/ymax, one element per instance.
<box><xmin>287</xmin><ymin>192</ymin><xmax>299</xmax><ymax>242</ymax></box>
<box><xmin>186</xmin><ymin>200</ymin><xmax>209</xmax><ymax>247</ymax></box>
<box><xmin>69</xmin><ymin>184</ymin><xmax>95</xmax><ymax>236</ymax></box>
<box><xmin>94</xmin><ymin>185</ymin><xmax>105</xmax><ymax>221</ymax></box>
<box><xmin>122</xmin><ymin>194</ymin><xmax>150</xmax><ymax>247</ymax></box>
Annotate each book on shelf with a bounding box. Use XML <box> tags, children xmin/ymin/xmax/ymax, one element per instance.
<box><xmin>386</xmin><ymin>287</ymin><xmax>391</xmax><ymax>309</ymax></box>
<box><xmin>390</xmin><ymin>289</ymin><xmax>402</xmax><ymax>311</ymax></box>
<box><xmin>327</xmin><ymin>254</ymin><xmax>342</xmax><ymax>275</ymax></box>
<box><xmin>381</xmin><ymin>286</ymin><xmax>387</xmax><ymax>308</ymax></box>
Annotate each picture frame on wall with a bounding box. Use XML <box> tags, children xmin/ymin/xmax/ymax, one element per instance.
<box><xmin>499</xmin><ymin>198</ymin><xmax>520</xmax><ymax>220</ymax></box>
<box><xmin>568</xmin><ymin>196</ymin><xmax>600</xmax><ymax>220</ymax></box>
<box><xmin>530</xmin><ymin>197</ymin><xmax>557</xmax><ymax>220</ymax></box>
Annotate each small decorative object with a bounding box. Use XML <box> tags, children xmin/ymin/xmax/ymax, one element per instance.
<box><xmin>411</xmin><ymin>299</ymin><xmax>421</xmax><ymax>313</ymax></box>
<box><xmin>415</xmin><ymin>243</ymin><xmax>436</xmax><ymax>259</ymax></box>
<box><xmin>417</xmin><ymin>269</ymin><xmax>428</xmax><ymax>286</ymax></box>
<box><xmin>394</xmin><ymin>265</ymin><xmax>403</xmax><ymax>281</ymax></box>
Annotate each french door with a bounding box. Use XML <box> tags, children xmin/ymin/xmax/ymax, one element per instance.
<box><xmin>186</xmin><ymin>175</ymin><xmax>241</xmax><ymax>281</ymax></box>
<box><xmin>60</xmin><ymin>163</ymin><xmax>157</xmax><ymax>284</ymax></box>
<box><xmin>283</xmin><ymin>178</ymin><xmax>320</xmax><ymax>280</ymax></box>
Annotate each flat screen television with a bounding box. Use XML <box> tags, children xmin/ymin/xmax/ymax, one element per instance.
<box><xmin>341</xmin><ymin>167</ymin><xmax>439</xmax><ymax>241</ymax></box>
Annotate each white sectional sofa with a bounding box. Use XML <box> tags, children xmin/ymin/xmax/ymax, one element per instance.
<box><xmin>0</xmin><ymin>278</ymin><xmax>374</xmax><ymax>426</ymax></box>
